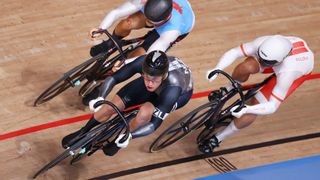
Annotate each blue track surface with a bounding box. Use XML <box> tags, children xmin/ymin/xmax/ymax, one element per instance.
<box><xmin>196</xmin><ymin>155</ymin><xmax>320</xmax><ymax>180</ymax></box>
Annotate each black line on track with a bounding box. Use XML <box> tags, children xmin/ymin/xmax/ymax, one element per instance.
<box><xmin>90</xmin><ymin>132</ymin><xmax>320</xmax><ymax>180</ymax></box>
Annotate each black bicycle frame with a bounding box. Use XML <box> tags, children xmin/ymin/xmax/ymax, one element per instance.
<box><xmin>210</xmin><ymin>73</ymin><xmax>275</xmax><ymax>126</ymax></box>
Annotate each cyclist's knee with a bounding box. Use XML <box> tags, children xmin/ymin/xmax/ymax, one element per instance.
<box><xmin>94</xmin><ymin>105</ymin><xmax>114</xmax><ymax>120</ymax></box>
<box><xmin>136</xmin><ymin>103</ymin><xmax>154</xmax><ymax>124</ymax></box>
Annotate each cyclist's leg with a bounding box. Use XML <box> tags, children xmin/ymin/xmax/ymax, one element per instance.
<box><xmin>102</xmin><ymin>77</ymin><xmax>156</xmax><ymax>155</ymax></box>
<box><xmin>131</xmin><ymin>88</ymin><xmax>193</xmax><ymax>139</ymax></box>
<box><xmin>165</xmin><ymin>33</ymin><xmax>189</xmax><ymax>52</ymax></box>
<box><xmin>62</xmin><ymin>91</ymin><xmax>126</xmax><ymax>148</ymax></box>
<box><xmin>124</xmin><ymin>29</ymin><xmax>159</xmax><ymax>59</ymax></box>
<box><xmin>90</xmin><ymin>11</ymin><xmax>147</xmax><ymax>57</ymax></box>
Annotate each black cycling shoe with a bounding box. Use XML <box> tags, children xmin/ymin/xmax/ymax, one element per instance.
<box><xmin>90</xmin><ymin>39</ymin><xmax>114</xmax><ymax>57</ymax></box>
<box><xmin>61</xmin><ymin>129</ymin><xmax>86</xmax><ymax>149</ymax></box>
<box><xmin>90</xmin><ymin>33</ymin><xmax>122</xmax><ymax>57</ymax></box>
<box><xmin>102</xmin><ymin>142</ymin><xmax>121</xmax><ymax>156</ymax></box>
<box><xmin>198</xmin><ymin>135</ymin><xmax>220</xmax><ymax>154</ymax></box>
<box><xmin>82</xmin><ymin>86</ymin><xmax>100</xmax><ymax>106</ymax></box>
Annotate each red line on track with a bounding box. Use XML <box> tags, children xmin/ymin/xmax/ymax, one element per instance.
<box><xmin>1</xmin><ymin>74</ymin><xmax>319</xmax><ymax>141</ymax></box>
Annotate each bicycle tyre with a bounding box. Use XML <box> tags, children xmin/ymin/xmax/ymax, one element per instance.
<box><xmin>34</xmin><ymin>56</ymin><xmax>102</xmax><ymax>106</ymax></box>
<box><xmin>149</xmin><ymin>101</ymin><xmax>218</xmax><ymax>152</ymax></box>
<box><xmin>33</xmin><ymin>149</ymin><xmax>72</xmax><ymax>179</ymax></box>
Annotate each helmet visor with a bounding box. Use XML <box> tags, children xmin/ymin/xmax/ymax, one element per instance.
<box><xmin>257</xmin><ymin>49</ymin><xmax>280</xmax><ymax>67</ymax></box>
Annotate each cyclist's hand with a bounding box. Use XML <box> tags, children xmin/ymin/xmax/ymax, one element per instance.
<box><xmin>230</xmin><ymin>105</ymin><xmax>247</xmax><ymax>118</ymax></box>
<box><xmin>206</xmin><ymin>68</ymin><xmax>218</xmax><ymax>82</ymax></box>
<box><xmin>89</xmin><ymin>28</ymin><xmax>103</xmax><ymax>39</ymax></box>
<box><xmin>89</xmin><ymin>97</ymin><xmax>105</xmax><ymax>112</ymax></box>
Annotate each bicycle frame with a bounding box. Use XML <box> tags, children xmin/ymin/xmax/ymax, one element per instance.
<box><xmin>33</xmin><ymin>100</ymin><xmax>137</xmax><ymax>178</ymax></box>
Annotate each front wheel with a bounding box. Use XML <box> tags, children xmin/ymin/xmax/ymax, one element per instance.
<box><xmin>149</xmin><ymin>101</ymin><xmax>218</xmax><ymax>152</ymax></box>
<box><xmin>33</xmin><ymin>149</ymin><xmax>73</xmax><ymax>179</ymax></box>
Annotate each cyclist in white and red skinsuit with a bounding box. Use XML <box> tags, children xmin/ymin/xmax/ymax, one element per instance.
<box><xmin>199</xmin><ymin>35</ymin><xmax>314</xmax><ymax>153</ymax></box>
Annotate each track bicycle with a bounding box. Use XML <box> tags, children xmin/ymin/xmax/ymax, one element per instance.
<box><xmin>34</xmin><ymin>30</ymin><xmax>146</xmax><ymax>106</ymax></box>
<box><xmin>150</xmin><ymin>70</ymin><xmax>274</xmax><ymax>152</ymax></box>
<box><xmin>33</xmin><ymin>100</ymin><xmax>138</xmax><ymax>178</ymax></box>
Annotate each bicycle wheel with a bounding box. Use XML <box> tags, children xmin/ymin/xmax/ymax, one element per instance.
<box><xmin>34</xmin><ymin>56</ymin><xmax>104</xmax><ymax>106</ymax></box>
<box><xmin>196</xmin><ymin>118</ymin><xmax>232</xmax><ymax>144</ymax></box>
<box><xmin>33</xmin><ymin>122</ymin><xmax>108</xmax><ymax>178</ymax></box>
<box><xmin>69</xmin><ymin>109</ymin><xmax>138</xmax><ymax>165</ymax></box>
<box><xmin>33</xmin><ymin>148</ymin><xmax>73</xmax><ymax>179</ymax></box>
<box><xmin>149</xmin><ymin>101</ymin><xmax>218</xmax><ymax>152</ymax></box>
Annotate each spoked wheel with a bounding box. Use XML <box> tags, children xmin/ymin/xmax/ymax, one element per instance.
<box><xmin>149</xmin><ymin>101</ymin><xmax>218</xmax><ymax>153</ymax></box>
<box><xmin>33</xmin><ymin>56</ymin><xmax>103</xmax><ymax>106</ymax></box>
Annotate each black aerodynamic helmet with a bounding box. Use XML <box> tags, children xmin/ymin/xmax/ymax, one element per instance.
<box><xmin>142</xmin><ymin>50</ymin><xmax>169</xmax><ymax>77</ymax></box>
<box><xmin>144</xmin><ymin>0</ymin><xmax>173</xmax><ymax>23</ymax></box>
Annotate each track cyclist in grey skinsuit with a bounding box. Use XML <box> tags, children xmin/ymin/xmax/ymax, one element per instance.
<box><xmin>62</xmin><ymin>51</ymin><xmax>193</xmax><ymax>156</ymax></box>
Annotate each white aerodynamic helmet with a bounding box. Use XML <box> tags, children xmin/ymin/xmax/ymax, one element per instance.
<box><xmin>257</xmin><ymin>35</ymin><xmax>292</xmax><ymax>67</ymax></box>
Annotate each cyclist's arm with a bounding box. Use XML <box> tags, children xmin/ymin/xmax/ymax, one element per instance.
<box><xmin>99</xmin><ymin>0</ymin><xmax>144</xmax><ymax>30</ymax></box>
<box><xmin>245</xmin><ymin>71</ymin><xmax>303</xmax><ymax>115</ymax></box>
<box><xmin>131</xmin><ymin>86</ymin><xmax>182</xmax><ymax>138</ymax></box>
<box><xmin>99</xmin><ymin>55</ymin><xmax>145</xmax><ymax>98</ymax></box>
<box><xmin>213</xmin><ymin>36</ymin><xmax>268</xmax><ymax>70</ymax></box>
<box><xmin>147</xmin><ymin>30</ymin><xmax>181</xmax><ymax>53</ymax></box>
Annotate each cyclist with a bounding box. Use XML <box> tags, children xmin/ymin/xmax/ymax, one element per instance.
<box><xmin>82</xmin><ymin>0</ymin><xmax>194</xmax><ymax>105</ymax></box>
<box><xmin>199</xmin><ymin>35</ymin><xmax>314</xmax><ymax>153</ymax></box>
<box><xmin>62</xmin><ymin>50</ymin><xmax>193</xmax><ymax>156</ymax></box>
<box><xmin>89</xmin><ymin>0</ymin><xmax>195</xmax><ymax>60</ymax></box>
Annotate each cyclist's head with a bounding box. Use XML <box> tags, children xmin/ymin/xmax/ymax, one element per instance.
<box><xmin>142</xmin><ymin>50</ymin><xmax>169</xmax><ymax>77</ymax></box>
<box><xmin>142</xmin><ymin>50</ymin><xmax>169</xmax><ymax>92</ymax></box>
<box><xmin>144</xmin><ymin>0</ymin><xmax>173</xmax><ymax>25</ymax></box>
<box><xmin>257</xmin><ymin>35</ymin><xmax>292</xmax><ymax>67</ymax></box>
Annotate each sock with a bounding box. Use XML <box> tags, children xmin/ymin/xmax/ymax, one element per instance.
<box><xmin>215</xmin><ymin>121</ymin><xmax>239</xmax><ymax>142</ymax></box>
<box><xmin>82</xmin><ymin>116</ymin><xmax>101</xmax><ymax>132</ymax></box>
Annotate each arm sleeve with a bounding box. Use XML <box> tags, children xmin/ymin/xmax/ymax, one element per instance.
<box><xmin>245</xmin><ymin>71</ymin><xmax>303</xmax><ymax>115</ymax></box>
<box><xmin>214</xmin><ymin>43</ymin><xmax>252</xmax><ymax>70</ymax></box>
<box><xmin>213</xmin><ymin>37</ymin><xmax>265</xmax><ymax>70</ymax></box>
<box><xmin>99</xmin><ymin>0</ymin><xmax>143</xmax><ymax>29</ymax></box>
<box><xmin>149</xmin><ymin>86</ymin><xmax>182</xmax><ymax>130</ymax></box>
<box><xmin>147</xmin><ymin>30</ymin><xmax>181</xmax><ymax>53</ymax></box>
<box><xmin>99</xmin><ymin>55</ymin><xmax>145</xmax><ymax>97</ymax></box>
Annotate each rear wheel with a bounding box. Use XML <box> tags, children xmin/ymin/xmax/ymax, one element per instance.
<box><xmin>34</xmin><ymin>56</ymin><xmax>104</xmax><ymax>106</ymax></box>
<box><xmin>149</xmin><ymin>101</ymin><xmax>218</xmax><ymax>152</ymax></box>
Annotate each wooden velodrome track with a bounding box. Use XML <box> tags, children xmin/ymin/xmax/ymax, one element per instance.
<box><xmin>0</xmin><ymin>0</ymin><xmax>319</xmax><ymax>179</ymax></box>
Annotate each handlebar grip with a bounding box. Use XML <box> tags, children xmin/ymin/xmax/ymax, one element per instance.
<box><xmin>208</xmin><ymin>70</ymin><xmax>217</xmax><ymax>79</ymax></box>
